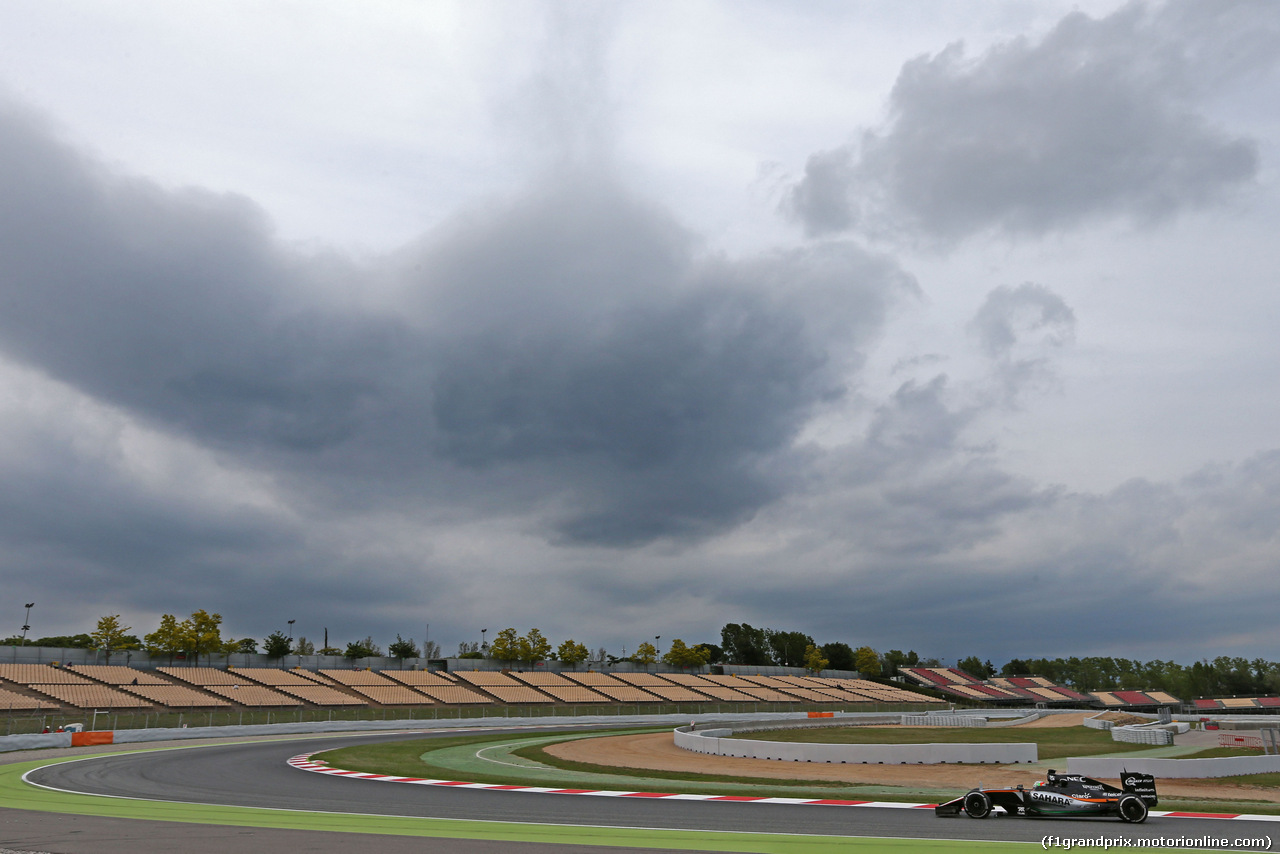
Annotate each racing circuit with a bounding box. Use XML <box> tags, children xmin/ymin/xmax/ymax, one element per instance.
<box><xmin>4</xmin><ymin>716</ymin><xmax>1279</xmax><ymax>853</ymax></box>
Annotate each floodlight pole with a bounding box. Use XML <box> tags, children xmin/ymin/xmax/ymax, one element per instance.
<box><xmin>20</xmin><ymin>603</ymin><xmax>34</xmax><ymax>646</ymax></box>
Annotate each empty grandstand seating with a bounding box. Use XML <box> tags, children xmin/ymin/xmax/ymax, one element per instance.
<box><xmin>29</xmin><ymin>684</ymin><xmax>151</xmax><ymax>709</ymax></box>
<box><xmin>612</xmin><ymin>672</ymin><xmax>669</xmax><ymax>687</ymax></box>
<box><xmin>658</xmin><ymin>673</ymin><xmax>719</xmax><ymax>688</ymax></box>
<box><xmin>0</xmin><ymin>664</ymin><xmax>93</xmax><ymax>685</ymax></box>
<box><xmin>1113</xmin><ymin>691</ymin><xmax>1161</xmax><ymax>706</ymax></box>
<box><xmin>562</xmin><ymin>672</ymin><xmax>624</xmax><ymax>687</ymax></box>
<box><xmin>0</xmin><ymin>686</ymin><xmax>59</xmax><ymax>711</ymax></box>
<box><xmin>691</xmin><ymin>685</ymin><xmax>757</xmax><ymax>702</ymax></box>
<box><xmin>589</xmin><ymin>685</ymin><xmax>662</xmax><ymax>703</ymax></box>
<box><xmin>229</xmin><ymin>668</ymin><xmax>322</xmax><ymax>687</ymax></box>
<box><xmin>478</xmin><ymin>686</ymin><xmax>554</xmax><ymax>704</ymax></box>
<box><xmin>274</xmin><ymin>685</ymin><xmax>366</xmax><ymax>706</ymax></box>
<box><xmin>121</xmin><ymin>684</ymin><xmax>230</xmax><ymax>708</ymax></box>
<box><xmin>509</xmin><ymin>671</ymin><xmax>575</xmax><ymax>688</ymax></box>
<box><xmin>65</xmin><ymin>666</ymin><xmax>171</xmax><ymax>686</ymax></box>
<box><xmin>386</xmin><ymin>670</ymin><xmax>468</xmax><ymax>688</ymax></box>
<box><xmin>317</xmin><ymin>669</ymin><xmax>397</xmax><ymax>687</ymax></box>
<box><xmin>203</xmin><ymin>684</ymin><xmax>300</xmax><ymax>706</ymax></box>
<box><xmin>640</xmin><ymin>685</ymin><xmax>713</xmax><ymax>702</ymax></box>
<box><xmin>452</xmin><ymin>670</ymin><xmax>522</xmax><ymax>688</ymax></box>
<box><xmin>1221</xmin><ymin>697</ymin><xmax>1260</xmax><ymax>709</ymax></box>
<box><xmin>537</xmin><ymin>686</ymin><xmax>609</xmax><ymax>703</ymax></box>
<box><xmin>158</xmin><ymin>667</ymin><xmax>247</xmax><ymax>687</ymax></box>
<box><xmin>339</xmin><ymin>685</ymin><xmax>433</xmax><ymax>705</ymax></box>
<box><xmin>0</xmin><ymin>661</ymin><xmax>960</xmax><ymax>716</ymax></box>
<box><xmin>415</xmin><ymin>685</ymin><xmax>494</xmax><ymax>705</ymax></box>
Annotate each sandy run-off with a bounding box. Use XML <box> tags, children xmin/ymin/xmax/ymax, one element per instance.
<box><xmin>543</xmin><ymin>717</ymin><xmax>1280</xmax><ymax>805</ymax></box>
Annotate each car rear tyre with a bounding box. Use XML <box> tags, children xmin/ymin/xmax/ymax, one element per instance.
<box><xmin>963</xmin><ymin>791</ymin><xmax>992</xmax><ymax>819</ymax></box>
<box><xmin>1118</xmin><ymin>794</ymin><xmax>1148</xmax><ymax>824</ymax></box>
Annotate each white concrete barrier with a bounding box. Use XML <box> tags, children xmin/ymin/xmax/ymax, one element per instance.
<box><xmin>674</xmin><ymin>725</ymin><xmax>1037</xmax><ymax>764</ymax></box>
<box><xmin>1070</xmin><ymin>754</ymin><xmax>1280</xmax><ymax>779</ymax></box>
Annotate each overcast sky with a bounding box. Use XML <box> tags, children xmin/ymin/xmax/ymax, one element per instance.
<box><xmin>2</xmin><ymin>1</ymin><xmax>1278</xmax><ymax>668</ymax></box>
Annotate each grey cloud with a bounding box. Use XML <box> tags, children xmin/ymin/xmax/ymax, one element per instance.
<box><xmin>969</xmin><ymin>282</ymin><xmax>1076</xmax><ymax>403</ymax></box>
<box><xmin>786</xmin><ymin>0</ymin><xmax>1271</xmax><ymax>241</ymax></box>
<box><xmin>709</xmin><ymin>450</ymin><xmax>1280</xmax><ymax>662</ymax></box>
<box><xmin>0</xmin><ymin>97</ymin><xmax>916</xmax><ymax>550</ymax></box>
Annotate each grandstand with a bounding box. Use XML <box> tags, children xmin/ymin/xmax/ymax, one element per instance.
<box><xmin>1088</xmin><ymin>690</ymin><xmax>1177</xmax><ymax>708</ymax></box>
<box><xmin>1194</xmin><ymin>696</ymin><xmax>1280</xmax><ymax>712</ymax></box>
<box><xmin>0</xmin><ymin>660</ymin><xmax>955</xmax><ymax>719</ymax></box>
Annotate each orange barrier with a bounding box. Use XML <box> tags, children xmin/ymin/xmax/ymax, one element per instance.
<box><xmin>807</xmin><ymin>711</ymin><xmax>834</xmax><ymax>718</ymax></box>
<box><xmin>71</xmin><ymin>731</ymin><xmax>114</xmax><ymax>747</ymax></box>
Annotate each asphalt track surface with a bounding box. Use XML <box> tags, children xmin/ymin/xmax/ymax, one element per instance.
<box><xmin>10</xmin><ymin>729</ymin><xmax>1280</xmax><ymax>852</ymax></box>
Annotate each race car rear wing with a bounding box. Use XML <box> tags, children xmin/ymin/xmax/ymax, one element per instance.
<box><xmin>1121</xmin><ymin>771</ymin><xmax>1158</xmax><ymax>806</ymax></box>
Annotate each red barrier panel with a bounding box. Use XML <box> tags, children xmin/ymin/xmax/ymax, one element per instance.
<box><xmin>807</xmin><ymin>711</ymin><xmax>834</xmax><ymax>718</ymax></box>
<box><xmin>71</xmin><ymin>731</ymin><xmax>114</xmax><ymax>747</ymax></box>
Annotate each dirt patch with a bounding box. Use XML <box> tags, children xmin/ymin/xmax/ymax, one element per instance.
<box><xmin>543</xmin><ymin>730</ymin><xmax>1280</xmax><ymax>805</ymax></box>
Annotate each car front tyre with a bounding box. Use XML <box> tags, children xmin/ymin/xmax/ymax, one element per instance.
<box><xmin>963</xmin><ymin>791</ymin><xmax>993</xmax><ymax>819</ymax></box>
<box><xmin>1118</xmin><ymin>794</ymin><xmax>1148</xmax><ymax>824</ymax></box>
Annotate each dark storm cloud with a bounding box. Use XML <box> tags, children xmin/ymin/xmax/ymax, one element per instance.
<box><xmin>0</xmin><ymin>97</ymin><xmax>916</xmax><ymax>551</ymax></box>
<box><xmin>786</xmin><ymin>0</ymin><xmax>1272</xmax><ymax>241</ymax></box>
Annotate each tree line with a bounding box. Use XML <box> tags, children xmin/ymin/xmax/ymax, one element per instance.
<box><xmin>2</xmin><ymin>612</ymin><xmax>442</xmax><ymax>666</ymax></box>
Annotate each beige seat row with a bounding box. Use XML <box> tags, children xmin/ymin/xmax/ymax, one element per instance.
<box><xmin>30</xmin><ymin>684</ymin><xmax>151</xmax><ymax>709</ymax></box>
<box><xmin>121</xmin><ymin>684</ymin><xmax>230</xmax><ymax>708</ymax></box>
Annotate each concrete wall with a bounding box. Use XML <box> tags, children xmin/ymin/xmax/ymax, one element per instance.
<box><xmin>1</xmin><ymin>710</ymin><xmax>822</xmax><ymax>754</ymax></box>
<box><xmin>674</xmin><ymin>725</ymin><xmax>1037</xmax><ymax>765</ymax></box>
<box><xmin>1070</xmin><ymin>754</ymin><xmax>1280</xmax><ymax>779</ymax></box>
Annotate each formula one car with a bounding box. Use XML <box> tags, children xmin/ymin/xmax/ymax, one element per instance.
<box><xmin>935</xmin><ymin>769</ymin><xmax>1157</xmax><ymax>823</ymax></box>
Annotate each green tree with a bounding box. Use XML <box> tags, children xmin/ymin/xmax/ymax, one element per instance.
<box><xmin>144</xmin><ymin>614</ymin><xmax>184</xmax><ymax>665</ymax></box>
<box><xmin>91</xmin><ymin>615</ymin><xmax>133</xmax><ymax>664</ymax></box>
<box><xmin>880</xmin><ymin>649</ymin><xmax>919</xmax><ymax>677</ymax></box>
<box><xmin>766</xmin><ymin>630</ymin><xmax>814</xmax><ymax>668</ymax></box>
<box><xmin>720</xmin><ymin>623</ymin><xmax>771</xmax><ymax>666</ymax></box>
<box><xmin>557</xmin><ymin>639</ymin><xmax>590</xmax><ymax>668</ymax></box>
<box><xmin>803</xmin><ymin>643</ymin><xmax>829</xmax><ymax>674</ymax></box>
<box><xmin>693</xmin><ymin>643</ymin><xmax>723</xmax><ymax>664</ymax></box>
<box><xmin>662</xmin><ymin>638</ymin><xmax>711</xmax><ymax>669</ymax></box>
<box><xmin>344</xmin><ymin>638</ymin><xmax>377</xmax><ymax>659</ymax></box>
<box><xmin>263</xmin><ymin>631</ymin><xmax>292</xmax><ymax>658</ymax></box>
<box><xmin>632</xmin><ymin>641</ymin><xmax>658</xmax><ymax>668</ymax></box>
<box><xmin>822</xmin><ymin>642</ymin><xmax>856</xmax><ymax>672</ymax></box>
<box><xmin>488</xmin><ymin>628</ymin><xmax>520</xmax><ymax>663</ymax></box>
<box><xmin>520</xmin><ymin>629</ymin><xmax>552</xmax><ymax>666</ymax></box>
<box><xmin>27</xmin><ymin>633</ymin><xmax>94</xmax><ymax>649</ymax></box>
<box><xmin>235</xmin><ymin>638</ymin><xmax>259</xmax><ymax>654</ymax></box>
<box><xmin>854</xmin><ymin>645</ymin><xmax>881</xmax><ymax>677</ymax></box>
<box><xmin>180</xmin><ymin>610</ymin><xmax>224</xmax><ymax>667</ymax></box>
<box><xmin>294</xmin><ymin>637</ymin><xmax>316</xmax><ymax>655</ymax></box>
<box><xmin>957</xmin><ymin>655</ymin><xmax>992</xmax><ymax>678</ymax></box>
<box><xmin>388</xmin><ymin>634</ymin><xmax>420</xmax><ymax>662</ymax></box>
